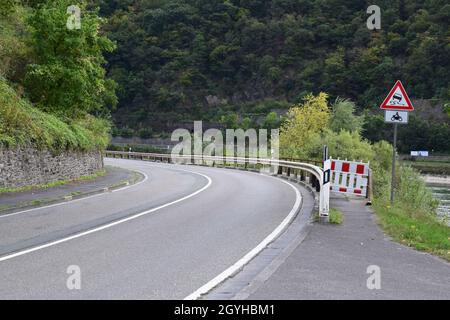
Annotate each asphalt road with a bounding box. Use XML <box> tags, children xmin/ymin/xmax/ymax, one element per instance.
<box><xmin>0</xmin><ymin>158</ymin><xmax>300</xmax><ymax>299</ymax></box>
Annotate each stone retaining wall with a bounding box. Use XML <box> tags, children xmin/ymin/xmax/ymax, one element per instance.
<box><xmin>0</xmin><ymin>148</ymin><xmax>104</xmax><ymax>188</ymax></box>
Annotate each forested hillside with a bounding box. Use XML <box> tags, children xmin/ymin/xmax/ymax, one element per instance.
<box><xmin>1</xmin><ymin>1</ymin><xmax>449</xmax><ymax>152</ymax></box>
<box><xmin>0</xmin><ymin>1</ymin><xmax>114</xmax><ymax>151</ymax></box>
<box><xmin>98</xmin><ymin>0</ymin><xmax>449</xmax><ymax>141</ymax></box>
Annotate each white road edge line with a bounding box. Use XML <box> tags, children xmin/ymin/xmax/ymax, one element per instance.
<box><xmin>184</xmin><ymin>176</ymin><xmax>302</xmax><ymax>300</ymax></box>
<box><xmin>0</xmin><ymin>167</ymin><xmax>212</xmax><ymax>263</ymax></box>
<box><xmin>0</xmin><ymin>169</ymin><xmax>149</xmax><ymax>219</ymax></box>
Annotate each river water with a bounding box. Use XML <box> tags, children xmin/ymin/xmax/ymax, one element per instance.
<box><xmin>428</xmin><ymin>183</ymin><xmax>450</xmax><ymax>225</ymax></box>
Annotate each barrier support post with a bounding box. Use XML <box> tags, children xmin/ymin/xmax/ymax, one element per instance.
<box><xmin>319</xmin><ymin>146</ymin><xmax>331</xmax><ymax>220</ymax></box>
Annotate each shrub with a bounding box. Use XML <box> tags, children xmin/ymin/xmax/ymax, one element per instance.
<box><xmin>329</xmin><ymin>98</ymin><xmax>364</xmax><ymax>134</ymax></box>
<box><xmin>119</xmin><ymin>127</ymin><xmax>135</xmax><ymax>138</ymax></box>
<box><xmin>138</xmin><ymin>128</ymin><xmax>153</xmax><ymax>139</ymax></box>
<box><xmin>0</xmin><ymin>78</ymin><xmax>110</xmax><ymax>152</ymax></box>
<box><xmin>329</xmin><ymin>208</ymin><xmax>344</xmax><ymax>225</ymax></box>
<box><xmin>280</xmin><ymin>93</ymin><xmax>330</xmax><ymax>158</ymax></box>
<box><xmin>263</xmin><ymin>112</ymin><xmax>279</xmax><ymax>130</ymax></box>
<box><xmin>396</xmin><ymin>166</ymin><xmax>439</xmax><ymax>217</ymax></box>
<box><xmin>301</xmin><ymin>129</ymin><xmax>375</xmax><ymax>163</ymax></box>
<box><xmin>370</xmin><ymin>140</ymin><xmax>393</xmax><ymax>200</ymax></box>
<box><xmin>322</xmin><ymin>130</ymin><xmax>374</xmax><ymax>162</ymax></box>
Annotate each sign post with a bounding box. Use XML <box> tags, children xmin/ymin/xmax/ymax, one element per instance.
<box><xmin>391</xmin><ymin>123</ymin><xmax>397</xmax><ymax>203</ymax></box>
<box><xmin>380</xmin><ymin>80</ymin><xmax>414</xmax><ymax>204</ymax></box>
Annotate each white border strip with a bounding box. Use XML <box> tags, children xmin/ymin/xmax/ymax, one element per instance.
<box><xmin>184</xmin><ymin>176</ymin><xmax>302</xmax><ymax>300</ymax></box>
<box><xmin>0</xmin><ymin>168</ymin><xmax>212</xmax><ymax>263</ymax></box>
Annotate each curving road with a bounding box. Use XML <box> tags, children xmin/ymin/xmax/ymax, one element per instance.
<box><xmin>0</xmin><ymin>158</ymin><xmax>302</xmax><ymax>299</ymax></box>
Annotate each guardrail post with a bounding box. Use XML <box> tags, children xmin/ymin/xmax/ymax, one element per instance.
<box><xmin>300</xmin><ymin>170</ymin><xmax>305</xmax><ymax>181</ymax></box>
<box><xmin>310</xmin><ymin>174</ymin><xmax>316</xmax><ymax>188</ymax></box>
<box><xmin>366</xmin><ymin>168</ymin><xmax>373</xmax><ymax>205</ymax></box>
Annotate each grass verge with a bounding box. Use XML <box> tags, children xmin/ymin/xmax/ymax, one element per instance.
<box><xmin>374</xmin><ymin>202</ymin><xmax>450</xmax><ymax>262</ymax></box>
<box><xmin>0</xmin><ymin>170</ymin><xmax>106</xmax><ymax>194</ymax></box>
<box><xmin>329</xmin><ymin>208</ymin><xmax>344</xmax><ymax>225</ymax></box>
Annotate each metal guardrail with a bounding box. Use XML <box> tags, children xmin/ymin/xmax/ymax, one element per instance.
<box><xmin>105</xmin><ymin>150</ymin><xmax>329</xmax><ymax>216</ymax></box>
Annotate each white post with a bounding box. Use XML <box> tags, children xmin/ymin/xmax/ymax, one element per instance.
<box><xmin>320</xmin><ymin>158</ymin><xmax>331</xmax><ymax>217</ymax></box>
<box><xmin>320</xmin><ymin>146</ymin><xmax>331</xmax><ymax>218</ymax></box>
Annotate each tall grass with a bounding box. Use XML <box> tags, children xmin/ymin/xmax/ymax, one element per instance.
<box><xmin>371</xmin><ymin>152</ymin><xmax>448</xmax><ymax>261</ymax></box>
<box><xmin>0</xmin><ymin>78</ymin><xmax>110</xmax><ymax>152</ymax></box>
<box><xmin>396</xmin><ymin>166</ymin><xmax>439</xmax><ymax>217</ymax></box>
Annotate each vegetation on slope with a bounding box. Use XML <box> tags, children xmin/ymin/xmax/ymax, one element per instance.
<box><xmin>24</xmin><ymin>0</ymin><xmax>117</xmax><ymax>119</ymax></box>
<box><xmin>98</xmin><ymin>0</ymin><xmax>449</xmax><ymax>149</ymax></box>
<box><xmin>0</xmin><ymin>1</ymin><xmax>116</xmax><ymax>152</ymax></box>
<box><xmin>0</xmin><ymin>78</ymin><xmax>110</xmax><ymax>152</ymax></box>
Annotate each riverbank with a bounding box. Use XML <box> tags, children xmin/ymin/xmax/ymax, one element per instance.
<box><xmin>401</xmin><ymin>160</ymin><xmax>450</xmax><ymax>176</ymax></box>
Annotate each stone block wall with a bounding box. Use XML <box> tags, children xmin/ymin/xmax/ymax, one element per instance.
<box><xmin>0</xmin><ymin>148</ymin><xmax>104</xmax><ymax>188</ymax></box>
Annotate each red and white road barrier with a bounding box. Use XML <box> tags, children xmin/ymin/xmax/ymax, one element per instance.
<box><xmin>330</xmin><ymin>159</ymin><xmax>369</xmax><ymax>197</ymax></box>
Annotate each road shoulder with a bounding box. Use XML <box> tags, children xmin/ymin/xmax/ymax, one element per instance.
<box><xmin>0</xmin><ymin>165</ymin><xmax>143</xmax><ymax>216</ymax></box>
<box><xmin>247</xmin><ymin>194</ymin><xmax>450</xmax><ymax>300</ymax></box>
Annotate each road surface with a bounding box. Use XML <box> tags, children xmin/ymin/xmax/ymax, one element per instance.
<box><xmin>0</xmin><ymin>158</ymin><xmax>301</xmax><ymax>299</ymax></box>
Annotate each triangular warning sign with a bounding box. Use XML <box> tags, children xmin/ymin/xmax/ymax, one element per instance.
<box><xmin>380</xmin><ymin>80</ymin><xmax>414</xmax><ymax>111</ymax></box>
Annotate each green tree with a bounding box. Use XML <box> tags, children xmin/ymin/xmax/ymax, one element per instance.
<box><xmin>280</xmin><ymin>93</ymin><xmax>330</xmax><ymax>158</ymax></box>
<box><xmin>24</xmin><ymin>0</ymin><xmax>117</xmax><ymax>119</ymax></box>
<box><xmin>329</xmin><ymin>98</ymin><xmax>364</xmax><ymax>134</ymax></box>
<box><xmin>0</xmin><ymin>4</ymin><xmax>30</xmax><ymax>82</ymax></box>
<box><xmin>263</xmin><ymin>112</ymin><xmax>279</xmax><ymax>130</ymax></box>
<box><xmin>219</xmin><ymin>112</ymin><xmax>239</xmax><ymax>129</ymax></box>
<box><xmin>321</xmin><ymin>130</ymin><xmax>374</xmax><ymax>162</ymax></box>
<box><xmin>445</xmin><ymin>102</ymin><xmax>450</xmax><ymax>116</ymax></box>
<box><xmin>241</xmin><ymin>117</ymin><xmax>252</xmax><ymax>130</ymax></box>
<box><xmin>0</xmin><ymin>0</ymin><xmax>16</xmax><ymax>17</ymax></box>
